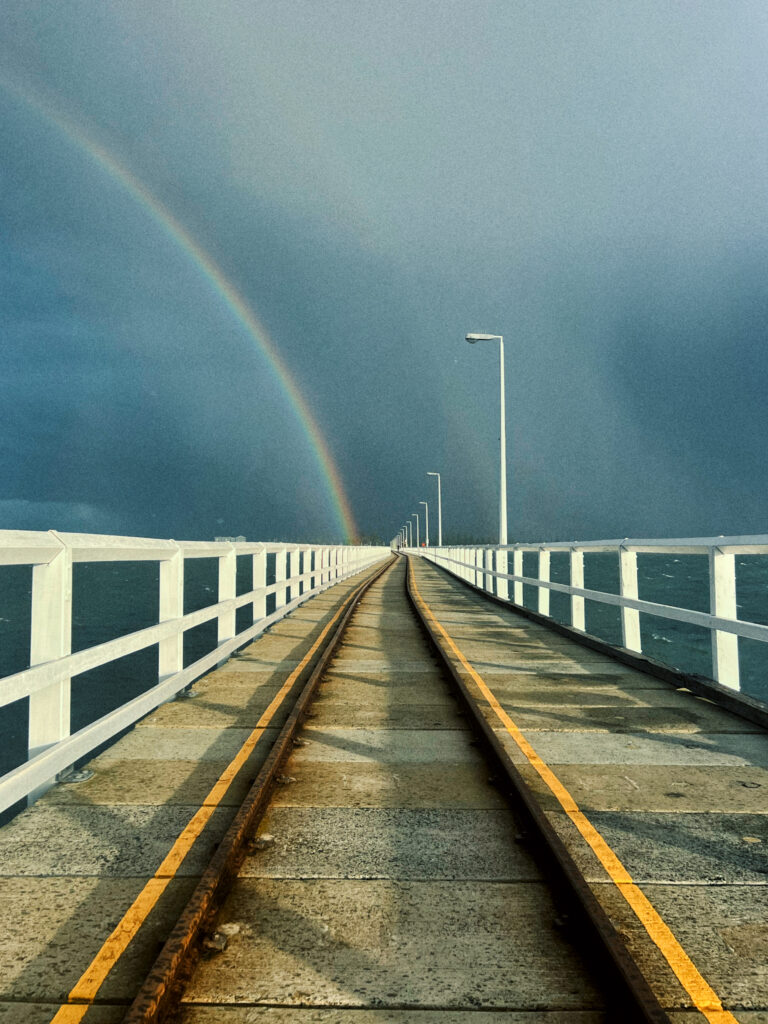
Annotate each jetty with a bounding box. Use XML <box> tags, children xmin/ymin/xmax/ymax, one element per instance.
<box><xmin>0</xmin><ymin>531</ymin><xmax>767</xmax><ymax>1022</ymax></box>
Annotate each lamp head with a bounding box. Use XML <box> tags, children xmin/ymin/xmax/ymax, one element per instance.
<box><xmin>466</xmin><ymin>333</ymin><xmax>501</xmax><ymax>343</ymax></box>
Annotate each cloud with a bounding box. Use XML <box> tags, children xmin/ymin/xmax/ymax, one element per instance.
<box><xmin>0</xmin><ymin>499</ymin><xmax>121</xmax><ymax>534</ymax></box>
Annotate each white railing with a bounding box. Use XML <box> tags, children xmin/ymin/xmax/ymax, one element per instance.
<box><xmin>0</xmin><ymin>530</ymin><xmax>389</xmax><ymax>813</ymax></box>
<box><xmin>408</xmin><ymin>536</ymin><xmax>768</xmax><ymax>700</ymax></box>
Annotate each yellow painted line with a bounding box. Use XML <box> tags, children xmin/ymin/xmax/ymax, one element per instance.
<box><xmin>409</xmin><ymin>560</ymin><xmax>738</xmax><ymax>1024</ymax></box>
<box><xmin>52</xmin><ymin>568</ymin><xmax>381</xmax><ymax>1023</ymax></box>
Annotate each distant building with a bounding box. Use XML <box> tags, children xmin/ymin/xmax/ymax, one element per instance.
<box><xmin>214</xmin><ymin>536</ymin><xmax>246</xmax><ymax>543</ymax></box>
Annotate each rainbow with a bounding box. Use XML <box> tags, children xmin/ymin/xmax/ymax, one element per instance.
<box><xmin>0</xmin><ymin>75</ymin><xmax>358</xmax><ymax>542</ymax></box>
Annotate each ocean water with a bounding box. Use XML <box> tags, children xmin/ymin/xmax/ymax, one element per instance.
<box><xmin>1</xmin><ymin>550</ymin><xmax>767</xmax><ymax>788</ymax></box>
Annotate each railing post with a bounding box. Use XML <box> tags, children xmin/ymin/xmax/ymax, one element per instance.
<box><xmin>538</xmin><ymin>548</ymin><xmax>550</xmax><ymax>616</ymax></box>
<box><xmin>217</xmin><ymin>546</ymin><xmax>237</xmax><ymax>661</ymax></box>
<box><xmin>619</xmin><ymin>547</ymin><xmax>642</xmax><ymax>652</ymax></box>
<box><xmin>570</xmin><ymin>548</ymin><xmax>585</xmax><ymax>631</ymax></box>
<box><xmin>28</xmin><ymin>533</ymin><xmax>72</xmax><ymax>800</ymax></box>
<box><xmin>484</xmin><ymin>548</ymin><xmax>493</xmax><ymax>593</ymax></box>
<box><xmin>159</xmin><ymin>547</ymin><xmax>184</xmax><ymax>681</ymax></box>
<box><xmin>299</xmin><ymin>547</ymin><xmax>308</xmax><ymax>594</ymax></box>
<box><xmin>709</xmin><ymin>546</ymin><xmax>740</xmax><ymax>689</ymax></box>
<box><xmin>252</xmin><ymin>546</ymin><xmax>267</xmax><ymax>622</ymax></box>
<box><xmin>497</xmin><ymin>548</ymin><xmax>509</xmax><ymax>601</ymax></box>
<box><xmin>289</xmin><ymin>547</ymin><xmax>301</xmax><ymax>601</ymax></box>
<box><xmin>275</xmin><ymin>547</ymin><xmax>287</xmax><ymax>610</ymax></box>
<box><xmin>513</xmin><ymin>549</ymin><xmax>523</xmax><ymax>605</ymax></box>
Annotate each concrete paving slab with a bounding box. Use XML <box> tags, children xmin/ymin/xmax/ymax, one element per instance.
<box><xmin>441</xmin><ymin>631</ymin><xmax>578</xmax><ymax>653</ymax></box>
<box><xmin>577</xmin><ymin>811</ymin><xmax>768</xmax><ymax>884</ymax></box>
<box><xmin>91</xmin><ymin>725</ymin><xmax>279</xmax><ymax>762</ymax></box>
<box><xmin>0</xmin><ymin>1005</ymin><xmax>125</xmax><ymax>1023</ymax></box>
<box><xmin>315</xmin><ymin>679</ymin><xmax>454</xmax><ymax>707</ymax></box>
<box><xmin>177</xmin><ymin>1009</ymin><xmax>610</xmax><ymax>1023</ymax></box>
<box><xmin>0</xmin><ymin>876</ymin><xmax>196</xmax><ymax>1002</ymax></box>
<box><xmin>454</xmin><ymin>643</ymin><xmax>589</xmax><ymax>667</ymax></box>
<box><xmin>479</xmin><ymin>681</ymin><xmax>673</xmax><ymax>706</ymax></box>
<box><xmin>303</xmin><ymin>702</ymin><xmax>463</xmax><ymax>730</ymax></box>
<box><xmin>136</xmin><ymin>690</ymin><xmax>281</xmax><ymax>729</ymax></box>
<box><xmin>470</xmin><ymin>668</ymin><xmax>670</xmax><ymax>688</ymax></box>
<box><xmin>322</xmin><ymin>660</ymin><xmax>438</xmax><ymax>673</ymax></box>
<box><xmin>270</xmin><ymin>762</ymin><xmax>506</xmax><ymax>809</ymax></box>
<box><xmin>219</xmin><ymin>659</ymin><xmax>304</xmax><ymax>671</ymax></box>
<box><xmin>351</xmin><ymin>611</ymin><xmax>423</xmax><ymax>626</ymax></box>
<box><xmin>0</xmin><ymin>803</ymin><xmax>231</xmax><ymax>876</ymax></box>
<box><xmin>193</xmin><ymin>668</ymin><xmax>295</xmax><ymax>688</ymax></box>
<box><xmin>339</xmin><ymin>630</ymin><xmax>433</xmax><ymax>652</ymax></box>
<box><xmin>240</xmin><ymin>808</ymin><xmax>539</xmax><ymax>881</ymax></box>
<box><xmin>296</xmin><ymin>727</ymin><xmax>478</xmax><ymax>764</ymax></box>
<box><xmin>597</xmin><ymin>882</ymin><xmax>768</xmax><ymax>1010</ymax></box>
<box><xmin>465</xmin><ymin>659</ymin><xmax>653</xmax><ymax>677</ymax></box>
<box><xmin>495</xmin><ymin>702</ymin><xmax>762</xmax><ymax>734</ymax></box>
<box><xmin>516</xmin><ymin>763</ymin><xmax>768</xmax><ymax>813</ymax></box>
<box><xmin>182</xmin><ymin>879</ymin><xmax>603</xmax><ymax>1010</ymax></box>
<box><xmin>492</xmin><ymin>728</ymin><xmax>768</xmax><ymax>766</ymax></box>
<box><xmin>42</xmin><ymin>758</ymin><xmax>255</xmax><ymax>807</ymax></box>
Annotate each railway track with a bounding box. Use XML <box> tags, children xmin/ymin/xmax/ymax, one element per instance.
<box><xmin>116</xmin><ymin>553</ymin><xmax>663</xmax><ymax>1023</ymax></box>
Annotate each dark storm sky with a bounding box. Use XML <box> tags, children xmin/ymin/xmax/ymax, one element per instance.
<box><xmin>2</xmin><ymin>1</ymin><xmax>768</xmax><ymax>544</ymax></box>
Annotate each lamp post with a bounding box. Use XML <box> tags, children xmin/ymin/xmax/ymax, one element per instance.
<box><xmin>419</xmin><ymin>501</ymin><xmax>429</xmax><ymax>547</ymax></box>
<box><xmin>466</xmin><ymin>332</ymin><xmax>508</xmax><ymax>599</ymax></box>
<box><xmin>411</xmin><ymin>513</ymin><xmax>420</xmax><ymax>549</ymax></box>
<box><xmin>427</xmin><ymin>472</ymin><xmax>442</xmax><ymax>547</ymax></box>
<box><xmin>406</xmin><ymin>521</ymin><xmax>412</xmax><ymax>547</ymax></box>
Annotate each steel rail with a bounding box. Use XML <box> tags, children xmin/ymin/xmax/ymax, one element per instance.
<box><xmin>404</xmin><ymin>554</ymin><xmax>669</xmax><ymax>1024</ymax></box>
<box><xmin>121</xmin><ymin>553</ymin><xmax>397</xmax><ymax>1024</ymax></box>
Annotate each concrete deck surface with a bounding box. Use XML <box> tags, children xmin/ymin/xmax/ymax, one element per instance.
<box><xmin>0</xmin><ymin>563</ymin><xmax>385</xmax><ymax>1022</ymax></box>
<box><xmin>410</xmin><ymin>556</ymin><xmax>768</xmax><ymax>1018</ymax></box>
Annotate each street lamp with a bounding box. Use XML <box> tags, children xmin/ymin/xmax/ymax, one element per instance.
<box><xmin>466</xmin><ymin>331</ymin><xmax>508</xmax><ymax>599</ymax></box>
<box><xmin>466</xmin><ymin>333</ymin><xmax>507</xmax><ymax>545</ymax></box>
<box><xmin>411</xmin><ymin>512</ymin><xmax>420</xmax><ymax>549</ymax></box>
<box><xmin>419</xmin><ymin>501</ymin><xmax>429</xmax><ymax>547</ymax></box>
<box><xmin>427</xmin><ymin>471</ymin><xmax>442</xmax><ymax>546</ymax></box>
<box><xmin>406</xmin><ymin>521</ymin><xmax>412</xmax><ymax>547</ymax></box>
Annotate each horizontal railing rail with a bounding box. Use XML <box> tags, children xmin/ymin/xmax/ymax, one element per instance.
<box><xmin>406</xmin><ymin>536</ymin><xmax>768</xmax><ymax>706</ymax></box>
<box><xmin>0</xmin><ymin>530</ymin><xmax>389</xmax><ymax>813</ymax></box>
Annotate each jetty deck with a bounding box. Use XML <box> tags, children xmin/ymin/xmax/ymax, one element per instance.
<box><xmin>0</xmin><ymin>554</ymin><xmax>766</xmax><ymax>1022</ymax></box>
